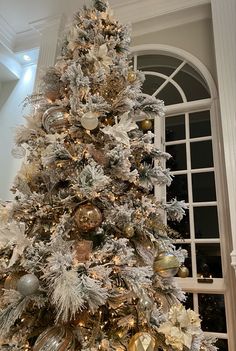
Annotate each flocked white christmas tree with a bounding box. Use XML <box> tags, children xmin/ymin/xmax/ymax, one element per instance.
<box><xmin>0</xmin><ymin>1</ymin><xmax>217</xmax><ymax>350</ymax></box>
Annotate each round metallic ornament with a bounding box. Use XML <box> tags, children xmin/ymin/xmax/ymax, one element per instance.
<box><xmin>42</xmin><ymin>105</ymin><xmax>68</xmax><ymax>133</ymax></box>
<box><xmin>153</xmin><ymin>252</ymin><xmax>180</xmax><ymax>278</ymax></box>
<box><xmin>127</xmin><ymin>71</ymin><xmax>137</xmax><ymax>83</ymax></box>
<box><xmin>33</xmin><ymin>326</ymin><xmax>75</xmax><ymax>351</ymax></box>
<box><xmin>140</xmin><ymin>119</ymin><xmax>153</xmax><ymax>131</ymax></box>
<box><xmin>74</xmin><ymin>203</ymin><xmax>103</xmax><ymax>232</ymax></box>
<box><xmin>17</xmin><ymin>273</ymin><xmax>40</xmax><ymax>296</ymax></box>
<box><xmin>81</xmin><ymin>112</ymin><xmax>99</xmax><ymax>130</ymax></box>
<box><xmin>128</xmin><ymin>332</ymin><xmax>156</xmax><ymax>351</ymax></box>
<box><xmin>124</xmin><ymin>224</ymin><xmax>135</xmax><ymax>238</ymax></box>
<box><xmin>45</xmin><ymin>90</ymin><xmax>61</xmax><ymax>102</ymax></box>
<box><xmin>177</xmin><ymin>265</ymin><xmax>189</xmax><ymax>278</ymax></box>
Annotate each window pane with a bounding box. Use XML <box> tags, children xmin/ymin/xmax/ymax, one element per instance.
<box><xmin>196</xmin><ymin>243</ymin><xmax>222</xmax><ymax>278</ymax></box>
<box><xmin>215</xmin><ymin>339</ymin><xmax>228</xmax><ymax>351</ymax></box>
<box><xmin>137</xmin><ymin>54</ymin><xmax>182</xmax><ymax>74</ymax></box>
<box><xmin>167</xmin><ymin>174</ymin><xmax>188</xmax><ymax>202</ymax></box>
<box><xmin>165</xmin><ymin>115</ymin><xmax>185</xmax><ymax>141</ymax></box>
<box><xmin>198</xmin><ymin>294</ymin><xmax>227</xmax><ymax>333</ymax></box>
<box><xmin>192</xmin><ymin>172</ymin><xmax>216</xmax><ymax>202</ymax></box>
<box><xmin>194</xmin><ymin>206</ymin><xmax>219</xmax><ymax>238</ymax></box>
<box><xmin>175</xmin><ymin>243</ymin><xmax>192</xmax><ymax>277</ymax></box>
<box><xmin>157</xmin><ymin>82</ymin><xmax>183</xmax><ymax>105</ymax></box>
<box><xmin>183</xmin><ymin>292</ymin><xmax>193</xmax><ymax>310</ymax></box>
<box><xmin>174</xmin><ymin>63</ymin><xmax>210</xmax><ymax>101</ymax></box>
<box><xmin>191</xmin><ymin>140</ymin><xmax>214</xmax><ymax>169</ymax></box>
<box><xmin>168</xmin><ymin>209</ymin><xmax>190</xmax><ymax>239</ymax></box>
<box><xmin>190</xmin><ymin>111</ymin><xmax>211</xmax><ymax>138</ymax></box>
<box><xmin>166</xmin><ymin>144</ymin><xmax>187</xmax><ymax>171</ymax></box>
<box><xmin>142</xmin><ymin>74</ymin><xmax>164</xmax><ymax>95</ymax></box>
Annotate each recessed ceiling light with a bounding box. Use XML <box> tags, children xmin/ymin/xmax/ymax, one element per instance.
<box><xmin>23</xmin><ymin>54</ymin><xmax>31</xmax><ymax>62</ymax></box>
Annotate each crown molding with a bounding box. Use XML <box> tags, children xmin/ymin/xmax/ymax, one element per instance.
<box><xmin>0</xmin><ymin>14</ymin><xmax>16</xmax><ymax>51</ymax></box>
<box><xmin>114</xmin><ymin>0</ymin><xmax>211</xmax><ymax>24</ymax></box>
<box><xmin>131</xmin><ymin>3</ymin><xmax>211</xmax><ymax>38</ymax></box>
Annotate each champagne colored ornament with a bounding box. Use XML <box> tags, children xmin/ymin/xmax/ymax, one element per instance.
<box><xmin>128</xmin><ymin>332</ymin><xmax>156</xmax><ymax>351</ymax></box>
<box><xmin>124</xmin><ymin>224</ymin><xmax>135</xmax><ymax>238</ymax></box>
<box><xmin>33</xmin><ymin>326</ymin><xmax>75</xmax><ymax>351</ymax></box>
<box><xmin>140</xmin><ymin>119</ymin><xmax>152</xmax><ymax>131</ymax></box>
<box><xmin>4</xmin><ymin>273</ymin><xmax>23</xmax><ymax>290</ymax></box>
<box><xmin>17</xmin><ymin>273</ymin><xmax>39</xmax><ymax>296</ymax></box>
<box><xmin>42</xmin><ymin>105</ymin><xmax>69</xmax><ymax>133</ymax></box>
<box><xmin>74</xmin><ymin>240</ymin><xmax>93</xmax><ymax>262</ymax></box>
<box><xmin>153</xmin><ymin>252</ymin><xmax>180</xmax><ymax>278</ymax></box>
<box><xmin>177</xmin><ymin>265</ymin><xmax>189</xmax><ymax>278</ymax></box>
<box><xmin>74</xmin><ymin>203</ymin><xmax>102</xmax><ymax>232</ymax></box>
<box><xmin>81</xmin><ymin>112</ymin><xmax>99</xmax><ymax>130</ymax></box>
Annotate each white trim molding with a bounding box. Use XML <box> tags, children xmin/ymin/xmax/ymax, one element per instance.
<box><xmin>211</xmin><ymin>0</ymin><xmax>236</xmax><ymax>273</ymax></box>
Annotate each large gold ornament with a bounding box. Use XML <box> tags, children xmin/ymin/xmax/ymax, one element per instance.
<box><xmin>128</xmin><ymin>332</ymin><xmax>156</xmax><ymax>351</ymax></box>
<box><xmin>74</xmin><ymin>203</ymin><xmax>103</xmax><ymax>232</ymax></box>
<box><xmin>153</xmin><ymin>252</ymin><xmax>180</xmax><ymax>278</ymax></box>
<box><xmin>177</xmin><ymin>265</ymin><xmax>189</xmax><ymax>278</ymax></box>
<box><xmin>33</xmin><ymin>326</ymin><xmax>75</xmax><ymax>351</ymax></box>
<box><xmin>42</xmin><ymin>105</ymin><xmax>69</xmax><ymax>133</ymax></box>
<box><xmin>140</xmin><ymin>119</ymin><xmax>152</xmax><ymax>131</ymax></box>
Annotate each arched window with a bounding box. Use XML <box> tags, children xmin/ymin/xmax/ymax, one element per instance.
<box><xmin>132</xmin><ymin>45</ymin><xmax>235</xmax><ymax>351</ymax></box>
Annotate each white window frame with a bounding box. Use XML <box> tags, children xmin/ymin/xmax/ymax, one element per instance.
<box><xmin>131</xmin><ymin>44</ymin><xmax>236</xmax><ymax>350</ymax></box>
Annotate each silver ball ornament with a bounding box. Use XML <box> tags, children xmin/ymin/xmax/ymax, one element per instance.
<box><xmin>81</xmin><ymin>112</ymin><xmax>99</xmax><ymax>130</ymax></box>
<box><xmin>17</xmin><ymin>274</ymin><xmax>39</xmax><ymax>296</ymax></box>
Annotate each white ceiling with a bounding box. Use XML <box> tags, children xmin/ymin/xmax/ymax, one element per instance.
<box><xmin>0</xmin><ymin>0</ymin><xmax>132</xmax><ymax>34</ymax></box>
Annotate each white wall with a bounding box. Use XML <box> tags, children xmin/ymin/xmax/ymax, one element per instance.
<box><xmin>0</xmin><ymin>64</ymin><xmax>37</xmax><ymax>200</ymax></box>
<box><xmin>131</xmin><ymin>19</ymin><xmax>217</xmax><ymax>82</ymax></box>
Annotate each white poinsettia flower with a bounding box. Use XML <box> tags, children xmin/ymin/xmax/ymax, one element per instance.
<box><xmin>87</xmin><ymin>44</ymin><xmax>113</xmax><ymax>70</ymax></box>
<box><xmin>101</xmin><ymin>112</ymin><xmax>138</xmax><ymax>146</ymax></box>
<box><xmin>158</xmin><ymin>304</ymin><xmax>202</xmax><ymax>350</ymax></box>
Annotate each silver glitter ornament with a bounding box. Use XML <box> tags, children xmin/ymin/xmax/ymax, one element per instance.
<box><xmin>17</xmin><ymin>273</ymin><xmax>39</xmax><ymax>296</ymax></box>
<box><xmin>42</xmin><ymin>105</ymin><xmax>68</xmax><ymax>133</ymax></box>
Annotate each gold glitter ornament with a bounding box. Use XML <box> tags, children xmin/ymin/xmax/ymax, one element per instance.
<box><xmin>42</xmin><ymin>105</ymin><xmax>69</xmax><ymax>133</ymax></box>
<box><xmin>128</xmin><ymin>332</ymin><xmax>156</xmax><ymax>351</ymax></box>
<box><xmin>74</xmin><ymin>203</ymin><xmax>102</xmax><ymax>232</ymax></box>
<box><xmin>127</xmin><ymin>71</ymin><xmax>137</xmax><ymax>83</ymax></box>
<box><xmin>124</xmin><ymin>224</ymin><xmax>135</xmax><ymax>238</ymax></box>
<box><xmin>177</xmin><ymin>265</ymin><xmax>189</xmax><ymax>278</ymax></box>
<box><xmin>33</xmin><ymin>326</ymin><xmax>75</xmax><ymax>351</ymax></box>
<box><xmin>153</xmin><ymin>252</ymin><xmax>180</xmax><ymax>278</ymax></box>
<box><xmin>140</xmin><ymin>119</ymin><xmax>152</xmax><ymax>131</ymax></box>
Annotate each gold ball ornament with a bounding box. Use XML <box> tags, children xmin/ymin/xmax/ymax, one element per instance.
<box><xmin>124</xmin><ymin>224</ymin><xmax>135</xmax><ymax>238</ymax></box>
<box><xmin>42</xmin><ymin>105</ymin><xmax>69</xmax><ymax>133</ymax></box>
<box><xmin>128</xmin><ymin>71</ymin><xmax>137</xmax><ymax>83</ymax></box>
<box><xmin>45</xmin><ymin>90</ymin><xmax>61</xmax><ymax>102</ymax></box>
<box><xmin>177</xmin><ymin>265</ymin><xmax>189</xmax><ymax>278</ymax></box>
<box><xmin>153</xmin><ymin>252</ymin><xmax>180</xmax><ymax>278</ymax></box>
<box><xmin>140</xmin><ymin>119</ymin><xmax>153</xmax><ymax>131</ymax></box>
<box><xmin>74</xmin><ymin>203</ymin><xmax>102</xmax><ymax>232</ymax></box>
<box><xmin>33</xmin><ymin>326</ymin><xmax>75</xmax><ymax>351</ymax></box>
<box><xmin>128</xmin><ymin>332</ymin><xmax>156</xmax><ymax>351</ymax></box>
